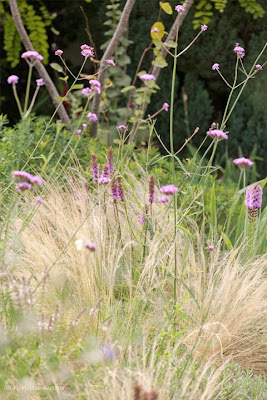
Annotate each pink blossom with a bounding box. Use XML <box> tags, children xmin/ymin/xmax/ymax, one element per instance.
<box><xmin>212</xmin><ymin>63</ymin><xmax>220</xmax><ymax>71</ymax></box>
<box><xmin>106</xmin><ymin>59</ymin><xmax>115</xmax><ymax>67</ymax></box>
<box><xmin>117</xmin><ymin>125</ymin><xmax>127</xmax><ymax>131</ymax></box>
<box><xmin>175</xmin><ymin>5</ymin><xmax>185</xmax><ymax>13</ymax></box>
<box><xmin>30</xmin><ymin>175</ymin><xmax>43</xmax><ymax>185</ymax></box>
<box><xmin>206</xmin><ymin>129</ymin><xmax>228</xmax><ymax>140</ymax></box>
<box><xmin>211</xmin><ymin>122</ymin><xmax>217</xmax><ymax>129</ymax></box>
<box><xmin>206</xmin><ymin>245</ymin><xmax>214</xmax><ymax>251</ymax></box>
<box><xmin>81</xmin><ymin>45</ymin><xmax>94</xmax><ymax>58</ymax></box>
<box><xmin>151</xmin><ymin>27</ymin><xmax>159</xmax><ymax>33</ymax></box>
<box><xmin>7</xmin><ymin>75</ymin><xmax>19</xmax><ymax>84</ymax></box>
<box><xmin>87</xmin><ymin>112</ymin><xmax>98</xmax><ymax>122</ymax></box>
<box><xmin>36</xmin><ymin>78</ymin><xmax>45</xmax><ymax>87</ymax></box>
<box><xmin>255</xmin><ymin>64</ymin><xmax>262</xmax><ymax>70</ymax></box>
<box><xmin>15</xmin><ymin>182</ymin><xmax>32</xmax><ymax>192</ymax></box>
<box><xmin>163</xmin><ymin>102</ymin><xmax>169</xmax><ymax>112</ymax></box>
<box><xmin>84</xmin><ymin>242</ymin><xmax>97</xmax><ymax>251</ymax></box>
<box><xmin>99</xmin><ymin>165</ymin><xmax>110</xmax><ymax>185</ymax></box>
<box><xmin>36</xmin><ymin>197</ymin><xmax>44</xmax><ymax>205</ymax></box>
<box><xmin>55</xmin><ymin>49</ymin><xmax>63</xmax><ymax>56</ymax></box>
<box><xmin>233</xmin><ymin>157</ymin><xmax>253</xmax><ymax>167</ymax></box>
<box><xmin>82</xmin><ymin>87</ymin><xmax>92</xmax><ymax>96</ymax></box>
<box><xmin>233</xmin><ymin>44</ymin><xmax>245</xmax><ymax>58</ymax></box>
<box><xmin>158</xmin><ymin>195</ymin><xmax>169</xmax><ymax>204</ymax></box>
<box><xmin>160</xmin><ymin>184</ymin><xmax>178</xmax><ymax>195</ymax></box>
<box><xmin>13</xmin><ymin>171</ymin><xmax>32</xmax><ymax>181</ymax></box>
<box><xmin>81</xmin><ymin>44</ymin><xmax>90</xmax><ymax>50</ymax></box>
<box><xmin>139</xmin><ymin>74</ymin><xmax>156</xmax><ymax>81</ymax></box>
<box><xmin>76</xmin><ymin>129</ymin><xmax>82</xmax><ymax>136</ymax></box>
<box><xmin>141</xmin><ymin>216</ymin><xmax>146</xmax><ymax>224</ymax></box>
<box><xmin>21</xmin><ymin>51</ymin><xmax>43</xmax><ymax>61</ymax></box>
<box><xmin>82</xmin><ymin>123</ymin><xmax>87</xmax><ymax>130</ymax></box>
<box><xmin>201</xmin><ymin>25</ymin><xmax>208</xmax><ymax>31</ymax></box>
<box><xmin>89</xmin><ymin>79</ymin><xmax>101</xmax><ymax>94</ymax></box>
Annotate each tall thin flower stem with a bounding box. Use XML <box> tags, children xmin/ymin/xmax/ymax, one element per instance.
<box><xmin>12</xmin><ymin>84</ymin><xmax>23</xmax><ymax>115</ymax></box>
<box><xmin>24</xmin><ymin>64</ymin><xmax>33</xmax><ymax>113</ymax></box>
<box><xmin>170</xmin><ymin>26</ymin><xmax>179</xmax><ymax>304</ymax></box>
<box><xmin>220</xmin><ymin>57</ymin><xmax>239</xmax><ymax>130</ymax></box>
<box><xmin>23</xmin><ymin>86</ymin><xmax>40</xmax><ymax>119</ymax></box>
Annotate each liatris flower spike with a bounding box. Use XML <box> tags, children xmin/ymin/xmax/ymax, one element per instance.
<box><xmin>160</xmin><ymin>184</ymin><xmax>178</xmax><ymax>195</ymax></box>
<box><xmin>99</xmin><ymin>165</ymin><xmax>110</xmax><ymax>184</ymax></box>
<box><xmin>148</xmin><ymin>175</ymin><xmax>155</xmax><ymax>204</ymax></box>
<box><xmin>107</xmin><ymin>147</ymin><xmax>114</xmax><ymax>175</ymax></box>
<box><xmin>245</xmin><ymin>184</ymin><xmax>263</xmax><ymax>220</ymax></box>
<box><xmin>233</xmin><ymin>157</ymin><xmax>253</xmax><ymax>168</ymax></box>
<box><xmin>116</xmin><ymin>177</ymin><xmax>124</xmax><ymax>201</ymax></box>
<box><xmin>91</xmin><ymin>154</ymin><xmax>99</xmax><ymax>182</ymax></box>
<box><xmin>7</xmin><ymin>75</ymin><xmax>19</xmax><ymax>84</ymax></box>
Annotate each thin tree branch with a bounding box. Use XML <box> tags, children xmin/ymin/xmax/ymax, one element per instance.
<box><xmin>90</xmin><ymin>0</ymin><xmax>136</xmax><ymax>138</ymax></box>
<box><xmin>9</xmin><ymin>0</ymin><xmax>70</xmax><ymax>124</ymax></box>
<box><xmin>128</xmin><ymin>0</ymin><xmax>194</xmax><ymax>143</ymax></box>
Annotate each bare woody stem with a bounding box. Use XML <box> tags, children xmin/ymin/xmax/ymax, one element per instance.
<box><xmin>90</xmin><ymin>0</ymin><xmax>136</xmax><ymax>138</ymax></box>
<box><xmin>9</xmin><ymin>0</ymin><xmax>70</xmax><ymax>124</ymax></box>
<box><xmin>128</xmin><ymin>0</ymin><xmax>194</xmax><ymax>143</ymax></box>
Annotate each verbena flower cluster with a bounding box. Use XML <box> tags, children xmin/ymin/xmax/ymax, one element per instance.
<box><xmin>13</xmin><ymin>171</ymin><xmax>43</xmax><ymax>192</ymax></box>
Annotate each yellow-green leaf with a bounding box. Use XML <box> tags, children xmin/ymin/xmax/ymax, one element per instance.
<box><xmin>160</xmin><ymin>2</ymin><xmax>173</xmax><ymax>15</ymax></box>
<box><xmin>150</xmin><ymin>22</ymin><xmax>165</xmax><ymax>40</ymax></box>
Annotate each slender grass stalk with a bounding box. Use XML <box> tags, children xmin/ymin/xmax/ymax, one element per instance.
<box><xmin>24</xmin><ymin>64</ymin><xmax>33</xmax><ymax>113</ymax></box>
<box><xmin>12</xmin><ymin>84</ymin><xmax>23</xmax><ymax>115</ymax></box>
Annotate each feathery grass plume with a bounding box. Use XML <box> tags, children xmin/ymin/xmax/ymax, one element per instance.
<box><xmin>91</xmin><ymin>153</ymin><xmax>99</xmax><ymax>182</ymax></box>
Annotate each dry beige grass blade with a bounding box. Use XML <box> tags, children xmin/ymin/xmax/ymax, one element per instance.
<box><xmin>14</xmin><ymin>172</ymin><xmax>267</xmax><ymax>374</ymax></box>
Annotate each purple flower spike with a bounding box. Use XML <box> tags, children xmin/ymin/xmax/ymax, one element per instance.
<box><xmin>148</xmin><ymin>175</ymin><xmax>155</xmax><ymax>204</ymax></box>
<box><xmin>91</xmin><ymin>154</ymin><xmax>99</xmax><ymax>182</ymax></box>
<box><xmin>245</xmin><ymin>184</ymin><xmax>263</xmax><ymax>210</ymax></box>
<box><xmin>99</xmin><ymin>165</ymin><xmax>110</xmax><ymax>185</ymax></box>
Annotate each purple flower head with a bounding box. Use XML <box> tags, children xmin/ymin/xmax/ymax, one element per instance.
<box><xmin>21</xmin><ymin>51</ymin><xmax>43</xmax><ymax>61</ymax></box>
<box><xmin>206</xmin><ymin>245</ymin><xmax>214</xmax><ymax>251</ymax></box>
<box><xmin>255</xmin><ymin>64</ymin><xmax>262</xmax><ymax>71</ymax></box>
<box><xmin>116</xmin><ymin>177</ymin><xmax>124</xmax><ymax>201</ymax></box>
<box><xmin>82</xmin><ymin>123</ymin><xmax>87</xmax><ymax>130</ymax></box>
<box><xmin>151</xmin><ymin>27</ymin><xmax>159</xmax><ymax>33</ymax></box>
<box><xmin>99</xmin><ymin>165</ymin><xmax>110</xmax><ymax>185</ymax></box>
<box><xmin>89</xmin><ymin>79</ymin><xmax>101</xmax><ymax>94</ymax></box>
<box><xmin>76</xmin><ymin>129</ymin><xmax>82</xmax><ymax>136</ymax></box>
<box><xmin>245</xmin><ymin>184</ymin><xmax>263</xmax><ymax>210</ymax></box>
<box><xmin>233</xmin><ymin>157</ymin><xmax>253</xmax><ymax>168</ymax></box>
<box><xmin>141</xmin><ymin>215</ymin><xmax>146</xmax><ymax>224</ymax></box>
<box><xmin>101</xmin><ymin>342</ymin><xmax>116</xmax><ymax>361</ymax></box>
<box><xmin>84</xmin><ymin>242</ymin><xmax>97</xmax><ymax>251</ymax></box>
<box><xmin>163</xmin><ymin>102</ymin><xmax>169</xmax><ymax>112</ymax></box>
<box><xmin>91</xmin><ymin>154</ymin><xmax>99</xmax><ymax>182</ymax></box>
<box><xmin>81</xmin><ymin>45</ymin><xmax>94</xmax><ymax>58</ymax></box>
<box><xmin>106</xmin><ymin>59</ymin><xmax>115</xmax><ymax>67</ymax></box>
<box><xmin>175</xmin><ymin>5</ymin><xmax>185</xmax><ymax>13</ymax></box>
<box><xmin>117</xmin><ymin>125</ymin><xmax>127</xmax><ymax>132</ymax></box>
<box><xmin>211</xmin><ymin>122</ymin><xmax>217</xmax><ymax>129</ymax></box>
<box><xmin>201</xmin><ymin>25</ymin><xmax>208</xmax><ymax>31</ymax></box>
<box><xmin>160</xmin><ymin>184</ymin><xmax>178</xmax><ymax>195</ymax></box>
<box><xmin>206</xmin><ymin>129</ymin><xmax>228</xmax><ymax>140</ymax></box>
<box><xmin>148</xmin><ymin>175</ymin><xmax>155</xmax><ymax>204</ymax></box>
<box><xmin>158</xmin><ymin>195</ymin><xmax>169</xmax><ymax>204</ymax></box>
<box><xmin>139</xmin><ymin>74</ymin><xmax>156</xmax><ymax>81</ymax></box>
<box><xmin>82</xmin><ymin>87</ymin><xmax>92</xmax><ymax>96</ymax></box>
<box><xmin>36</xmin><ymin>78</ymin><xmax>45</xmax><ymax>87</ymax></box>
<box><xmin>7</xmin><ymin>75</ymin><xmax>19</xmax><ymax>84</ymax></box>
<box><xmin>36</xmin><ymin>197</ymin><xmax>44</xmax><ymax>205</ymax></box>
<box><xmin>233</xmin><ymin>44</ymin><xmax>245</xmax><ymax>58</ymax></box>
<box><xmin>212</xmin><ymin>63</ymin><xmax>220</xmax><ymax>71</ymax></box>
<box><xmin>108</xmin><ymin>147</ymin><xmax>114</xmax><ymax>175</ymax></box>
<box><xmin>13</xmin><ymin>171</ymin><xmax>32</xmax><ymax>181</ymax></box>
<box><xmin>110</xmin><ymin>179</ymin><xmax>117</xmax><ymax>203</ymax></box>
<box><xmin>55</xmin><ymin>49</ymin><xmax>63</xmax><ymax>56</ymax></box>
<box><xmin>30</xmin><ymin>175</ymin><xmax>43</xmax><ymax>185</ymax></box>
<box><xmin>128</xmin><ymin>103</ymin><xmax>135</xmax><ymax>109</ymax></box>
<box><xmin>15</xmin><ymin>182</ymin><xmax>32</xmax><ymax>192</ymax></box>
<box><xmin>87</xmin><ymin>112</ymin><xmax>98</xmax><ymax>122</ymax></box>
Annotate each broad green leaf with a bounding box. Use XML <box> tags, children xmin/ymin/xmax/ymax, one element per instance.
<box><xmin>150</xmin><ymin>22</ymin><xmax>165</xmax><ymax>40</ymax></box>
<box><xmin>160</xmin><ymin>2</ymin><xmax>173</xmax><ymax>15</ymax></box>
<box><xmin>121</xmin><ymin>85</ymin><xmax>136</xmax><ymax>93</ymax></box>
<box><xmin>152</xmin><ymin>57</ymin><xmax>168</xmax><ymax>68</ymax></box>
<box><xmin>50</xmin><ymin>63</ymin><xmax>63</xmax><ymax>73</ymax></box>
<box><xmin>164</xmin><ymin>40</ymin><xmax>177</xmax><ymax>48</ymax></box>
